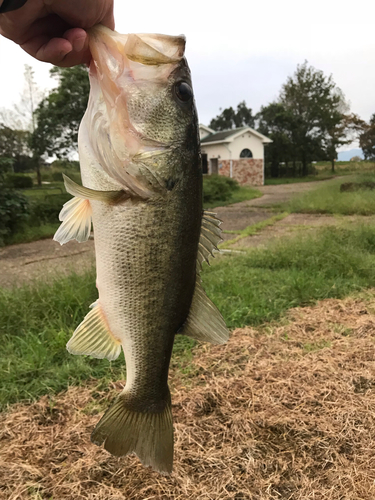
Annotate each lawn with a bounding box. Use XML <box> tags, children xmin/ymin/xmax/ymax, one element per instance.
<box><xmin>265</xmin><ymin>174</ymin><xmax>333</xmax><ymax>185</ymax></box>
<box><xmin>286</xmin><ymin>173</ymin><xmax>375</xmax><ymax>215</ymax></box>
<box><xmin>265</xmin><ymin>160</ymin><xmax>375</xmax><ymax>185</ymax></box>
<box><xmin>2</xmin><ymin>221</ymin><xmax>375</xmax><ymax>408</ymax></box>
<box><xmin>21</xmin><ymin>182</ymin><xmax>65</xmax><ymax>199</ymax></box>
<box><xmin>203</xmin><ymin>185</ymin><xmax>262</xmax><ymax>209</ymax></box>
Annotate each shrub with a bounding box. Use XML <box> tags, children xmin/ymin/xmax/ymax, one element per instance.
<box><xmin>51</xmin><ymin>171</ymin><xmax>64</xmax><ymax>182</ymax></box>
<box><xmin>0</xmin><ymin>188</ymin><xmax>30</xmax><ymax>246</ymax></box>
<box><xmin>203</xmin><ymin>175</ymin><xmax>239</xmax><ymax>204</ymax></box>
<box><xmin>6</xmin><ymin>173</ymin><xmax>33</xmax><ymax>189</ymax></box>
<box><xmin>30</xmin><ymin>193</ymin><xmax>72</xmax><ymax>224</ymax></box>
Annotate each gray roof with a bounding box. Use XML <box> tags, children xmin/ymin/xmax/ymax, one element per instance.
<box><xmin>200</xmin><ymin>127</ymin><xmax>247</xmax><ymax>143</ymax></box>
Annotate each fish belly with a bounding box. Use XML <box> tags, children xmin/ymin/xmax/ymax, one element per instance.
<box><xmin>91</xmin><ymin>195</ymin><xmax>199</xmax><ymax>408</ymax></box>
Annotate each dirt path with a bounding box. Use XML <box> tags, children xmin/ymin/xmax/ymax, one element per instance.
<box><xmin>245</xmin><ymin>179</ymin><xmax>334</xmax><ymax>207</ymax></box>
<box><xmin>0</xmin><ymin>179</ymin><xmax>336</xmax><ymax>288</ymax></box>
<box><xmin>0</xmin><ymin>238</ymin><xmax>95</xmax><ymax>288</ymax></box>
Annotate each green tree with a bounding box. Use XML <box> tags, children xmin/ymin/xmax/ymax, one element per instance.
<box><xmin>360</xmin><ymin>114</ymin><xmax>375</xmax><ymax>160</ymax></box>
<box><xmin>280</xmin><ymin>61</ymin><xmax>349</xmax><ymax>176</ymax></box>
<box><xmin>257</xmin><ymin>102</ymin><xmax>294</xmax><ymax>177</ymax></box>
<box><xmin>209</xmin><ymin>101</ymin><xmax>255</xmax><ymax>131</ymax></box>
<box><xmin>323</xmin><ymin>112</ymin><xmax>365</xmax><ymax>172</ymax></box>
<box><xmin>0</xmin><ymin>125</ymin><xmax>32</xmax><ymax>172</ymax></box>
<box><xmin>32</xmin><ymin>65</ymin><xmax>89</xmax><ymax>159</ymax></box>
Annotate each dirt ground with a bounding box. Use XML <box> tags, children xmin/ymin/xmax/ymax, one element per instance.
<box><xmin>0</xmin><ymin>238</ymin><xmax>95</xmax><ymax>288</ymax></box>
<box><xmin>245</xmin><ymin>179</ymin><xmax>334</xmax><ymax>207</ymax></box>
<box><xmin>2</xmin><ymin>294</ymin><xmax>375</xmax><ymax>499</ymax></box>
<box><xmin>229</xmin><ymin>213</ymin><xmax>375</xmax><ymax>249</ymax></box>
<box><xmin>0</xmin><ymin>179</ymin><xmax>342</xmax><ymax>288</ymax></box>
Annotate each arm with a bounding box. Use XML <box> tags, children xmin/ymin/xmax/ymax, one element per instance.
<box><xmin>0</xmin><ymin>0</ymin><xmax>114</xmax><ymax>67</ymax></box>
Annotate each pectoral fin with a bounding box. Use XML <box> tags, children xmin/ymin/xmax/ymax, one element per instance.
<box><xmin>67</xmin><ymin>300</ymin><xmax>122</xmax><ymax>361</ymax></box>
<box><xmin>63</xmin><ymin>174</ymin><xmax>126</xmax><ymax>204</ymax></box>
<box><xmin>179</xmin><ymin>279</ymin><xmax>229</xmax><ymax>345</ymax></box>
<box><xmin>53</xmin><ymin>196</ymin><xmax>92</xmax><ymax>245</ymax></box>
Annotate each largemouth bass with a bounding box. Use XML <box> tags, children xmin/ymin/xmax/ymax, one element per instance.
<box><xmin>54</xmin><ymin>25</ymin><xmax>229</xmax><ymax>473</ymax></box>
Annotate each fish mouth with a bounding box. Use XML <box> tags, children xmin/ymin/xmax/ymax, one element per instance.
<box><xmin>88</xmin><ymin>26</ymin><xmax>186</xmax><ymax>74</ymax></box>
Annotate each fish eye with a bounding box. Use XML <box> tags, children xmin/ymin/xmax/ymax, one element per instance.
<box><xmin>174</xmin><ymin>81</ymin><xmax>193</xmax><ymax>103</ymax></box>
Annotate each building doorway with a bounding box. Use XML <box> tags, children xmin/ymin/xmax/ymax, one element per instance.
<box><xmin>210</xmin><ymin>158</ymin><xmax>218</xmax><ymax>175</ymax></box>
<box><xmin>202</xmin><ymin>154</ymin><xmax>208</xmax><ymax>174</ymax></box>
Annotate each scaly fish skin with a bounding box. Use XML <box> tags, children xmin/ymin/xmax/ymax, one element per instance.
<box><xmin>54</xmin><ymin>26</ymin><xmax>228</xmax><ymax>473</ymax></box>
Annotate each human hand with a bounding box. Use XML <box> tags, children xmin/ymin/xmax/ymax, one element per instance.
<box><xmin>0</xmin><ymin>0</ymin><xmax>114</xmax><ymax>67</ymax></box>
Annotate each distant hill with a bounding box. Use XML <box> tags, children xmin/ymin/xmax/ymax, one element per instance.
<box><xmin>337</xmin><ymin>149</ymin><xmax>364</xmax><ymax>161</ymax></box>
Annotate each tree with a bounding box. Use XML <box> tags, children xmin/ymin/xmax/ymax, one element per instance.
<box><xmin>323</xmin><ymin>112</ymin><xmax>365</xmax><ymax>172</ymax></box>
<box><xmin>0</xmin><ymin>125</ymin><xmax>32</xmax><ymax>172</ymax></box>
<box><xmin>257</xmin><ymin>102</ymin><xmax>294</xmax><ymax>177</ymax></box>
<box><xmin>32</xmin><ymin>65</ymin><xmax>90</xmax><ymax>159</ymax></box>
<box><xmin>209</xmin><ymin>101</ymin><xmax>255</xmax><ymax>131</ymax></box>
<box><xmin>0</xmin><ymin>66</ymin><xmax>44</xmax><ymax>184</ymax></box>
<box><xmin>280</xmin><ymin>61</ymin><xmax>349</xmax><ymax>175</ymax></box>
<box><xmin>360</xmin><ymin>114</ymin><xmax>375</xmax><ymax>160</ymax></box>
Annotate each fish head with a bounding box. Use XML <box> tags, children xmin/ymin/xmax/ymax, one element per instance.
<box><xmin>85</xmin><ymin>26</ymin><xmax>200</xmax><ymax>196</ymax></box>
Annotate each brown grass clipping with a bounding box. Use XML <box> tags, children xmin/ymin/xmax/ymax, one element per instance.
<box><xmin>2</xmin><ymin>294</ymin><xmax>375</xmax><ymax>499</ymax></box>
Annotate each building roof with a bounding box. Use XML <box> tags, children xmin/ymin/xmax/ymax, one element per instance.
<box><xmin>199</xmin><ymin>124</ymin><xmax>215</xmax><ymax>135</ymax></box>
<box><xmin>200</xmin><ymin>126</ymin><xmax>272</xmax><ymax>145</ymax></box>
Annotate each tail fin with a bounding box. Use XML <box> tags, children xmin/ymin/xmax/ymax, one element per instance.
<box><xmin>91</xmin><ymin>391</ymin><xmax>173</xmax><ymax>474</ymax></box>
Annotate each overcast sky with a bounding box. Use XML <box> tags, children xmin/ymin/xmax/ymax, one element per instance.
<box><xmin>0</xmin><ymin>0</ymin><xmax>374</xmax><ymax>150</ymax></box>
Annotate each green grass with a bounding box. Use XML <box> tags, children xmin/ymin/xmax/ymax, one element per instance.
<box><xmin>5</xmin><ymin>223</ymin><xmax>60</xmax><ymax>246</ymax></box>
<box><xmin>315</xmin><ymin>160</ymin><xmax>375</xmax><ymax>176</ymax></box>
<box><xmin>286</xmin><ymin>174</ymin><xmax>375</xmax><ymax>215</ymax></box>
<box><xmin>265</xmin><ymin>175</ymin><xmax>333</xmax><ymax>185</ymax></box>
<box><xmin>204</xmin><ymin>222</ymin><xmax>375</xmax><ymax>328</ymax></box>
<box><xmin>265</xmin><ymin>161</ymin><xmax>375</xmax><ymax>185</ymax></box>
<box><xmin>203</xmin><ymin>186</ymin><xmax>262</xmax><ymax>209</ymax></box>
<box><xmin>21</xmin><ymin>182</ymin><xmax>65</xmax><ymax>199</ymax></box>
<box><xmin>2</xmin><ymin>222</ymin><xmax>375</xmax><ymax>408</ymax></box>
<box><xmin>221</xmin><ymin>212</ymin><xmax>289</xmax><ymax>247</ymax></box>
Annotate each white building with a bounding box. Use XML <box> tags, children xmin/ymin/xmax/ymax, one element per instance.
<box><xmin>199</xmin><ymin>124</ymin><xmax>272</xmax><ymax>186</ymax></box>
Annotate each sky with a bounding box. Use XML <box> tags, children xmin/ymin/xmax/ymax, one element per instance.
<box><xmin>0</xmin><ymin>0</ymin><xmax>374</xmax><ymax>151</ymax></box>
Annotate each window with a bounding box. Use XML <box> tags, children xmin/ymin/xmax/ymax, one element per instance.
<box><xmin>240</xmin><ymin>148</ymin><xmax>253</xmax><ymax>158</ymax></box>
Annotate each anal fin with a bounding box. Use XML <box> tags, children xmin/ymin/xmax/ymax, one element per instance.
<box><xmin>53</xmin><ymin>196</ymin><xmax>92</xmax><ymax>245</ymax></box>
<box><xmin>67</xmin><ymin>300</ymin><xmax>122</xmax><ymax>361</ymax></box>
<box><xmin>179</xmin><ymin>279</ymin><xmax>229</xmax><ymax>345</ymax></box>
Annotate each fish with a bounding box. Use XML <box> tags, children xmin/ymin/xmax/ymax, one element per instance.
<box><xmin>53</xmin><ymin>25</ymin><xmax>229</xmax><ymax>474</ymax></box>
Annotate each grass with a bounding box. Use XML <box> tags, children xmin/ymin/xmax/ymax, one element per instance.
<box><xmin>203</xmin><ymin>185</ymin><xmax>262</xmax><ymax>209</ymax></box>
<box><xmin>21</xmin><ymin>182</ymin><xmax>65</xmax><ymax>199</ymax></box>
<box><xmin>5</xmin><ymin>223</ymin><xmax>60</xmax><ymax>246</ymax></box>
<box><xmin>2</xmin><ymin>222</ymin><xmax>375</xmax><ymax>408</ymax></box>
<box><xmin>204</xmin><ymin>222</ymin><xmax>375</xmax><ymax>328</ymax></box>
<box><xmin>221</xmin><ymin>212</ymin><xmax>289</xmax><ymax>247</ymax></box>
<box><xmin>315</xmin><ymin>160</ymin><xmax>375</xmax><ymax>175</ymax></box>
<box><xmin>265</xmin><ymin>160</ymin><xmax>375</xmax><ymax>185</ymax></box>
<box><xmin>265</xmin><ymin>174</ymin><xmax>333</xmax><ymax>185</ymax></box>
<box><xmin>286</xmin><ymin>173</ymin><xmax>375</xmax><ymax>215</ymax></box>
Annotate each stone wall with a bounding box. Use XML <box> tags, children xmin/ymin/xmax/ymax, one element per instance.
<box><xmin>219</xmin><ymin>159</ymin><xmax>264</xmax><ymax>186</ymax></box>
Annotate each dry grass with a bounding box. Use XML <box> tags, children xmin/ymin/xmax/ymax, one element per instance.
<box><xmin>2</xmin><ymin>294</ymin><xmax>375</xmax><ymax>499</ymax></box>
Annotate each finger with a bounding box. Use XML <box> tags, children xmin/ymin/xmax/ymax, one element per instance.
<box><xmin>63</xmin><ymin>27</ymin><xmax>87</xmax><ymax>53</ymax></box>
<box><xmin>20</xmin><ymin>29</ymin><xmax>90</xmax><ymax>66</ymax></box>
<box><xmin>21</xmin><ymin>34</ymin><xmax>72</xmax><ymax>63</ymax></box>
<box><xmin>101</xmin><ymin>2</ymin><xmax>115</xmax><ymax>31</ymax></box>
